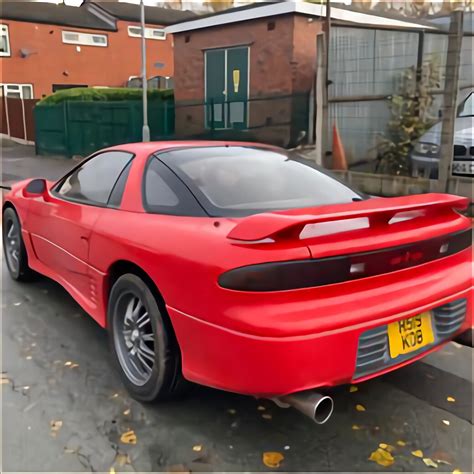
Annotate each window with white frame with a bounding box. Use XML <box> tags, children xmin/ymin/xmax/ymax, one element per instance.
<box><xmin>128</xmin><ymin>25</ymin><xmax>166</xmax><ymax>40</ymax></box>
<box><xmin>0</xmin><ymin>24</ymin><xmax>10</xmax><ymax>56</ymax></box>
<box><xmin>0</xmin><ymin>83</ymin><xmax>34</xmax><ymax>99</ymax></box>
<box><xmin>62</xmin><ymin>30</ymin><xmax>108</xmax><ymax>47</ymax></box>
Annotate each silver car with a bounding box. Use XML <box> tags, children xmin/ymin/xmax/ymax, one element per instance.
<box><xmin>411</xmin><ymin>90</ymin><xmax>473</xmax><ymax>179</ymax></box>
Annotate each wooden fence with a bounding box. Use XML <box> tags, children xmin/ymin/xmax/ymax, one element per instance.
<box><xmin>0</xmin><ymin>96</ymin><xmax>38</xmax><ymax>144</ymax></box>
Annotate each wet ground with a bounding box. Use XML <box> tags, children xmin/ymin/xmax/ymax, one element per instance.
<box><xmin>1</xmin><ymin>141</ymin><xmax>473</xmax><ymax>472</ymax></box>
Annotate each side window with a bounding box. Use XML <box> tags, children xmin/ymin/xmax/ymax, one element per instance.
<box><xmin>143</xmin><ymin>158</ymin><xmax>206</xmax><ymax>216</ymax></box>
<box><xmin>56</xmin><ymin>151</ymin><xmax>133</xmax><ymax>206</ymax></box>
<box><xmin>108</xmin><ymin>160</ymin><xmax>133</xmax><ymax>208</ymax></box>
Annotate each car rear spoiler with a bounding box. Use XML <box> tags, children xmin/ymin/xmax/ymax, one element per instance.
<box><xmin>227</xmin><ymin>193</ymin><xmax>469</xmax><ymax>242</ymax></box>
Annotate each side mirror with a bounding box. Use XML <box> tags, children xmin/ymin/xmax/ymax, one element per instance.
<box><xmin>23</xmin><ymin>178</ymin><xmax>48</xmax><ymax>198</ymax></box>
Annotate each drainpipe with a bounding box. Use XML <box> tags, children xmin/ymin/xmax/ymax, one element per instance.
<box><xmin>141</xmin><ymin>0</ymin><xmax>150</xmax><ymax>142</ymax></box>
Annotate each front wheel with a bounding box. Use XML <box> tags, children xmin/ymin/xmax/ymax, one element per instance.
<box><xmin>2</xmin><ymin>207</ymin><xmax>35</xmax><ymax>281</ymax></box>
<box><xmin>108</xmin><ymin>273</ymin><xmax>189</xmax><ymax>402</ymax></box>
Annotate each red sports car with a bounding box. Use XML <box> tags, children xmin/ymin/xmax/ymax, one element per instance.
<box><xmin>3</xmin><ymin>141</ymin><xmax>472</xmax><ymax>424</ymax></box>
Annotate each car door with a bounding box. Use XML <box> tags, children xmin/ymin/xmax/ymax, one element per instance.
<box><xmin>25</xmin><ymin>150</ymin><xmax>134</xmax><ymax>298</ymax></box>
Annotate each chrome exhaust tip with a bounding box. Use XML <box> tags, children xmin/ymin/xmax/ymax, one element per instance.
<box><xmin>275</xmin><ymin>390</ymin><xmax>334</xmax><ymax>424</ymax></box>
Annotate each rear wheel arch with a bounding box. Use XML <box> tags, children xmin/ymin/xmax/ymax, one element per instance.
<box><xmin>105</xmin><ymin>260</ymin><xmax>171</xmax><ymax>329</ymax></box>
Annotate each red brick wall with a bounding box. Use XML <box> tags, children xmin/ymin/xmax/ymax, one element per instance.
<box><xmin>173</xmin><ymin>14</ymin><xmax>323</xmax><ymax>146</ymax></box>
<box><xmin>0</xmin><ymin>19</ymin><xmax>174</xmax><ymax>98</ymax></box>
<box><xmin>174</xmin><ymin>15</ymin><xmax>295</xmax><ymax>104</ymax></box>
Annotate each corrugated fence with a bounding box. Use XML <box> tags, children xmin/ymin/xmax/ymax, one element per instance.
<box><xmin>35</xmin><ymin>99</ymin><xmax>174</xmax><ymax>157</ymax></box>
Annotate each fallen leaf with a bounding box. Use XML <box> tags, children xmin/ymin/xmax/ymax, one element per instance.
<box><xmin>123</xmin><ymin>408</ymin><xmax>131</xmax><ymax>416</ymax></box>
<box><xmin>257</xmin><ymin>405</ymin><xmax>266</xmax><ymax>411</ymax></box>
<box><xmin>192</xmin><ymin>445</ymin><xmax>203</xmax><ymax>452</ymax></box>
<box><xmin>436</xmin><ymin>459</ymin><xmax>452</xmax><ymax>466</ymax></box>
<box><xmin>25</xmin><ymin>356</ymin><xmax>32</xmax><ymax>360</ymax></box>
<box><xmin>352</xmin><ymin>424</ymin><xmax>362</xmax><ymax>430</ymax></box>
<box><xmin>50</xmin><ymin>420</ymin><xmax>63</xmax><ymax>437</ymax></box>
<box><xmin>452</xmin><ymin>469</ymin><xmax>462</xmax><ymax>474</ymax></box>
<box><xmin>284</xmin><ymin>445</ymin><xmax>290</xmax><ymax>451</ymax></box>
<box><xmin>368</xmin><ymin>447</ymin><xmax>395</xmax><ymax>467</ymax></box>
<box><xmin>13</xmin><ymin>302</ymin><xmax>22</xmax><ymax>306</ymax></box>
<box><xmin>115</xmin><ymin>453</ymin><xmax>131</xmax><ymax>466</ymax></box>
<box><xmin>227</xmin><ymin>408</ymin><xmax>236</xmax><ymax>415</ymax></box>
<box><xmin>70</xmin><ymin>364</ymin><xmax>79</xmax><ymax>369</ymax></box>
<box><xmin>262</xmin><ymin>413</ymin><xmax>272</xmax><ymax>420</ymax></box>
<box><xmin>447</xmin><ymin>396</ymin><xmax>456</xmax><ymax>403</ymax></box>
<box><xmin>1</xmin><ymin>378</ymin><xmax>10</xmax><ymax>385</ymax></box>
<box><xmin>64</xmin><ymin>448</ymin><xmax>77</xmax><ymax>454</ymax></box>
<box><xmin>110</xmin><ymin>393</ymin><xmax>119</xmax><ymax>399</ymax></box>
<box><xmin>356</xmin><ymin>404</ymin><xmax>366</xmax><ymax>412</ymax></box>
<box><xmin>349</xmin><ymin>385</ymin><xmax>358</xmax><ymax>393</ymax></box>
<box><xmin>396</xmin><ymin>440</ymin><xmax>406</xmax><ymax>447</ymax></box>
<box><xmin>120</xmin><ymin>430</ymin><xmax>137</xmax><ymax>445</ymax></box>
<box><xmin>379</xmin><ymin>443</ymin><xmax>395</xmax><ymax>453</ymax></box>
<box><xmin>411</xmin><ymin>450</ymin><xmax>424</xmax><ymax>458</ymax></box>
<box><xmin>423</xmin><ymin>458</ymin><xmax>438</xmax><ymax>468</ymax></box>
<box><xmin>442</xmin><ymin>419</ymin><xmax>450</xmax><ymax>426</ymax></box>
<box><xmin>64</xmin><ymin>361</ymin><xmax>72</xmax><ymax>367</ymax></box>
<box><xmin>262</xmin><ymin>452</ymin><xmax>284</xmax><ymax>468</ymax></box>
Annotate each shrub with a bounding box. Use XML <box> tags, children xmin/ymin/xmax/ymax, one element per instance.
<box><xmin>37</xmin><ymin>87</ymin><xmax>174</xmax><ymax>106</ymax></box>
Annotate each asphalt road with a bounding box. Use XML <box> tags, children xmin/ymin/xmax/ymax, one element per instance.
<box><xmin>1</xmin><ymin>141</ymin><xmax>473</xmax><ymax>473</ymax></box>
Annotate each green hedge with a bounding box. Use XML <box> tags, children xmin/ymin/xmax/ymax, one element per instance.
<box><xmin>37</xmin><ymin>87</ymin><xmax>174</xmax><ymax>106</ymax></box>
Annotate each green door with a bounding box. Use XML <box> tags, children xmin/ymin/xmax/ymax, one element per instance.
<box><xmin>205</xmin><ymin>49</ymin><xmax>226</xmax><ymax>129</ymax></box>
<box><xmin>205</xmin><ymin>47</ymin><xmax>249</xmax><ymax>130</ymax></box>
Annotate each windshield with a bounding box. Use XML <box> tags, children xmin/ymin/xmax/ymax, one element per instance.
<box><xmin>157</xmin><ymin>146</ymin><xmax>364</xmax><ymax>217</ymax></box>
<box><xmin>458</xmin><ymin>92</ymin><xmax>473</xmax><ymax>117</ymax></box>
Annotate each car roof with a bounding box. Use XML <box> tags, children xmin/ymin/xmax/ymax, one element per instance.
<box><xmin>104</xmin><ymin>140</ymin><xmax>278</xmax><ymax>156</ymax></box>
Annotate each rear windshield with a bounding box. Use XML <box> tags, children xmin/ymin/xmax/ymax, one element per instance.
<box><xmin>158</xmin><ymin>146</ymin><xmax>364</xmax><ymax>217</ymax></box>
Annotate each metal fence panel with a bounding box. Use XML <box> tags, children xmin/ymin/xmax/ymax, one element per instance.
<box><xmin>35</xmin><ymin>99</ymin><xmax>174</xmax><ymax>157</ymax></box>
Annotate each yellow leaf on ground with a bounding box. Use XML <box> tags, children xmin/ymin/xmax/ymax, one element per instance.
<box><xmin>356</xmin><ymin>404</ymin><xmax>366</xmax><ymax>412</ymax></box>
<box><xmin>120</xmin><ymin>430</ymin><xmax>137</xmax><ymax>445</ymax></box>
<box><xmin>442</xmin><ymin>419</ymin><xmax>450</xmax><ymax>426</ymax></box>
<box><xmin>352</xmin><ymin>424</ymin><xmax>362</xmax><ymax>430</ymax></box>
<box><xmin>262</xmin><ymin>452</ymin><xmax>284</xmax><ymax>469</ymax></box>
<box><xmin>123</xmin><ymin>408</ymin><xmax>131</xmax><ymax>416</ymax></box>
<box><xmin>423</xmin><ymin>458</ymin><xmax>438</xmax><ymax>468</ymax></box>
<box><xmin>368</xmin><ymin>448</ymin><xmax>395</xmax><ymax>467</ymax></box>
<box><xmin>379</xmin><ymin>443</ymin><xmax>395</xmax><ymax>453</ymax></box>
<box><xmin>257</xmin><ymin>405</ymin><xmax>266</xmax><ymax>411</ymax></box>
<box><xmin>192</xmin><ymin>445</ymin><xmax>203</xmax><ymax>452</ymax></box>
<box><xmin>396</xmin><ymin>440</ymin><xmax>406</xmax><ymax>447</ymax></box>
<box><xmin>50</xmin><ymin>420</ymin><xmax>63</xmax><ymax>437</ymax></box>
<box><xmin>349</xmin><ymin>385</ymin><xmax>358</xmax><ymax>393</ymax></box>
<box><xmin>452</xmin><ymin>469</ymin><xmax>462</xmax><ymax>474</ymax></box>
<box><xmin>64</xmin><ymin>361</ymin><xmax>72</xmax><ymax>367</ymax></box>
<box><xmin>447</xmin><ymin>396</ymin><xmax>456</xmax><ymax>403</ymax></box>
<box><xmin>115</xmin><ymin>453</ymin><xmax>131</xmax><ymax>466</ymax></box>
<box><xmin>411</xmin><ymin>450</ymin><xmax>424</xmax><ymax>458</ymax></box>
<box><xmin>109</xmin><ymin>468</ymin><xmax>116</xmax><ymax>474</ymax></box>
<box><xmin>262</xmin><ymin>413</ymin><xmax>272</xmax><ymax>420</ymax></box>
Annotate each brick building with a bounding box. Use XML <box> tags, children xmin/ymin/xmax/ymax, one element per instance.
<box><xmin>0</xmin><ymin>0</ymin><xmax>195</xmax><ymax>99</ymax></box>
<box><xmin>166</xmin><ymin>1</ymin><xmax>431</xmax><ymax>147</ymax></box>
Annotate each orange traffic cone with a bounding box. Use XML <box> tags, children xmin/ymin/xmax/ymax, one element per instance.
<box><xmin>332</xmin><ymin>121</ymin><xmax>348</xmax><ymax>171</ymax></box>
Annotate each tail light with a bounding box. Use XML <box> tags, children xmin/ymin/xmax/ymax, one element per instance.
<box><xmin>219</xmin><ymin>229</ymin><xmax>472</xmax><ymax>292</ymax></box>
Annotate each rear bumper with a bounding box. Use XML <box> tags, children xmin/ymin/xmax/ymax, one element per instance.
<box><xmin>168</xmin><ymin>287</ymin><xmax>472</xmax><ymax>397</ymax></box>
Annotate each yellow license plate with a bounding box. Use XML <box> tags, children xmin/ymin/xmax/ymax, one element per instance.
<box><xmin>387</xmin><ymin>312</ymin><xmax>434</xmax><ymax>359</ymax></box>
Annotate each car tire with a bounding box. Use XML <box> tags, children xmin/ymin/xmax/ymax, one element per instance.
<box><xmin>2</xmin><ymin>207</ymin><xmax>35</xmax><ymax>281</ymax></box>
<box><xmin>108</xmin><ymin>273</ymin><xmax>189</xmax><ymax>402</ymax></box>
